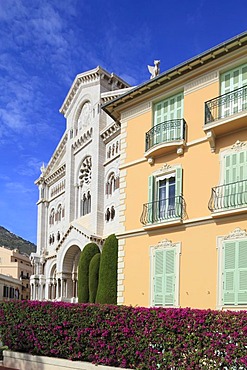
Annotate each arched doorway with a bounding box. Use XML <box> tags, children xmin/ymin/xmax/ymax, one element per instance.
<box><xmin>61</xmin><ymin>245</ymin><xmax>81</xmax><ymax>302</ymax></box>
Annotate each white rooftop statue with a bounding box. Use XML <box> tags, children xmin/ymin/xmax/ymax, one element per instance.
<box><xmin>148</xmin><ymin>60</ymin><xmax>160</xmax><ymax>79</ymax></box>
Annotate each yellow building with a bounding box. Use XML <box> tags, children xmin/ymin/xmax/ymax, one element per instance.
<box><xmin>0</xmin><ymin>246</ymin><xmax>32</xmax><ymax>300</ymax></box>
<box><xmin>103</xmin><ymin>32</ymin><xmax>247</xmax><ymax>310</ymax></box>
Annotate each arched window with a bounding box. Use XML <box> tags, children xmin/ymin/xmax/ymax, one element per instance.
<box><xmin>57</xmin><ymin>205</ymin><xmax>62</xmax><ymax>222</ymax></box>
<box><xmin>87</xmin><ymin>191</ymin><xmax>91</xmax><ymax>214</ymax></box>
<box><xmin>106</xmin><ymin>172</ymin><xmax>120</xmax><ymax>195</ymax></box>
<box><xmin>49</xmin><ymin>209</ymin><xmax>55</xmax><ymax>225</ymax></box>
<box><xmin>81</xmin><ymin>191</ymin><xmax>91</xmax><ymax>216</ymax></box>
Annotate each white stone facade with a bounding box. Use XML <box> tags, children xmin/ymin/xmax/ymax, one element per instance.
<box><xmin>30</xmin><ymin>67</ymin><xmax>131</xmax><ymax>302</ymax></box>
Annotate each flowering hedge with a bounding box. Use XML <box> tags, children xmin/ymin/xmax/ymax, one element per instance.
<box><xmin>0</xmin><ymin>301</ymin><xmax>247</xmax><ymax>369</ymax></box>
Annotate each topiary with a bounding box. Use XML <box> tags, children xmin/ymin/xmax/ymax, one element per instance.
<box><xmin>77</xmin><ymin>242</ymin><xmax>100</xmax><ymax>303</ymax></box>
<box><xmin>89</xmin><ymin>253</ymin><xmax>101</xmax><ymax>303</ymax></box>
<box><xmin>95</xmin><ymin>234</ymin><xmax>118</xmax><ymax>304</ymax></box>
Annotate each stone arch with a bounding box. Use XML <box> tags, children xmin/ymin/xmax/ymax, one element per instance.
<box><xmin>60</xmin><ymin>244</ymin><xmax>81</xmax><ymax>300</ymax></box>
<box><xmin>73</xmin><ymin>95</ymin><xmax>93</xmax><ymax>134</ymax></box>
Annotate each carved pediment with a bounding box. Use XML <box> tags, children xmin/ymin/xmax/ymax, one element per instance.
<box><xmin>223</xmin><ymin>228</ymin><xmax>247</xmax><ymax>240</ymax></box>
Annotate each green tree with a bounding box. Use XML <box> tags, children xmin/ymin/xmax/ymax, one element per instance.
<box><xmin>77</xmin><ymin>243</ymin><xmax>100</xmax><ymax>303</ymax></box>
<box><xmin>96</xmin><ymin>234</ymin><xmax>118</xmax><ymax>304</ymax></box>
<box><xmin>89</xmin><ymin>253</ymin><xmax>101</xmax><ymax>303</ymax></box>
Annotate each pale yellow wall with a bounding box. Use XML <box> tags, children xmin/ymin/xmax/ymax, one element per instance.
<box><xmin>123</xmin><ymin>219</ymin><xmax>247</xmax><ymax>309</ymax></box>
<box><xmin>124</xmin><ymin>111</ymin><xmax>151</xmax><ymax>164</ymax></box>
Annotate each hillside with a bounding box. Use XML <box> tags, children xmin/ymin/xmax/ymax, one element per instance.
<box><xmin>0</xmin><ymin>226</ymin><xmax>36</xmax><ymax>255</ymax></box>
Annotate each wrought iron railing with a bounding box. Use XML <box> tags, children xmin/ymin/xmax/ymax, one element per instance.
<box><xmin>208</xmin><ymin>180</ymin><xmax>247</xmax><ymax>212</ymax></box>
<box><xmin>140</xmin><ymin>195</ymin><xmax>185</xmax><ymax>225</ymax></box>
<box><xmin>145</xmin><ymin>119</ymin><xmax>186</xmax><ymax>151</ymax></box>
<box><xmin>205</xmin><ymin>85</ymin><xmax>247</xmax><ymax>125</ymax></box>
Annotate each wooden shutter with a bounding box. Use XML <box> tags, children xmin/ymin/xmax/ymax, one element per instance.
<box><xmin>237</xmin><ymin>240</ymin><xmax>247</xmax><ymax>304</ymax></box>
<box><xmin>224</xmin><ymin>151</ymin><xmax>247</xmax><ymax>208</ymax></box>
<box><xmin>175</xmin><ymin>168</ymin><xmax>183</xmax><ymax>217</ymax></box>
<box><xmin>223</xmin><ymin>241</ymin><xmax>236</xmax><ymax>305</ymax></box>
<box><xmin>153</xmin><ymin>249</ymin><xmax>165</xmax><ymax>306</ymax></box>
<box><xmin>164</xmin><ymin>249</ymin><xmax>175</xmax><ymax>305</ymax></box>
<box><xmin>153</xmin><ymin>248</ymin><xmax>176</xmax><ymax>306</ymax></box>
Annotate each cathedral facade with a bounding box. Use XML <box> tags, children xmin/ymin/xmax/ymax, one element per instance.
<box><xmin>30</xmin><ymin>67</ymin><xmax>130</xmax><ymax>301</ymax></box>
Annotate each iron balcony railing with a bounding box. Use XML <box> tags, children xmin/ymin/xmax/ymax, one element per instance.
<box><xmin>208</xmin><ymin>180</ymin><xmax>247</xmax><ymax>212</ymax></box>
<box><xmin>140</xmin><ymin>195</ymin><xmax>185</xmax><ymax>225</ymax></box>
<box><xmin>205</xmin><ymin>85</ymin><xmax>247</xmax><ymax>125</ymax></box>
<box><xmin>145</xmin><ymin>119</ymin><xmax>186</xmax><ymax>152</ymax></box>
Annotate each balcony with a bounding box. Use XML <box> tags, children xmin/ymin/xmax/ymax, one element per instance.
<box><xmin>140</xmin><ymin>195</ymin><xmax>185</xmax><ymax>228</ymax></box>
<box><xmin>204</xmin><ymin>86</ymin><xmax>247</xmax><ymax>138</ymax></box>
<box><xmin>208</xmin><ymin>180</ymin><xmax>247</xmax><ymax>216</ymax></box>
<box><xmin>145</xmin><ymin>119</ymin><xmax>186</xmax><ymax>158</ymax></box>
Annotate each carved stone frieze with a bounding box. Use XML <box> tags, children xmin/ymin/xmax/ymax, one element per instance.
<box><xmin>223</xmin><ymin>228</ymin><xmax>247</xmax><ymax>240</ymax></box>
<box><xmin>231</xmin><ymin>140</ymin><xmax>247</xmax><ymax>151</ymax></box>
<box><xmin>152</xmin><ymin>238</ymin><xmax>177</xmax><ymax>249</ymax></box>
<box><xmin>72</xmin><ymin>128</ymin><xmax>93</xmax><ymax>152</ymax></box>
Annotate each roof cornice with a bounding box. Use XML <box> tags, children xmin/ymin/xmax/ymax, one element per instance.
<box><xmin>102</xmin><ymin>31</ymin><xmax>247</xmax><ymax>119</ymax></box>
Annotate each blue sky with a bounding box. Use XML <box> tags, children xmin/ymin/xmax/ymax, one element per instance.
<box><xmin>0</xmin><ymin>0</ymin><xmax>246</xmax><ymax>244</ymax></box>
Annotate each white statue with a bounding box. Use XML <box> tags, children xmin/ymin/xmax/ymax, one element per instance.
<box><xmin>148</xmin><ymin>60</ymin><xmax>160</xmax><ymax>79</ymax></box>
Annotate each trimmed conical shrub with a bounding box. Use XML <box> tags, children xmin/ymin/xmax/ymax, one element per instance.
<box><xmin>78</xmin><ymin>242</ymin><xmax>100</xmax><ymax>303</ymax></box>
<box><xmin>89</xmin><ymin>253</ymin><xmax>101</xmax><ymax>303</ymax></box>
<box><xmin>96</xmin><ymin>234</ymin><xmax>118</xmax><ymax>304</ymax></box>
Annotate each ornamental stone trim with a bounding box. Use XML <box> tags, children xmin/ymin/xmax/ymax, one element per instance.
<box><xmin>121</xmin><ymin>101</ymin><xmax>151</xmax><ymax>121</ymax></box>
<box><xmin>231</xmin><ymin>140</ymin><xmax>247</xmax><ymax>151</ymax></box>
<box><xmin>184</xmin><ymin>71</ymin><xmax>218</xmax><ymax>95</ymax></box>
<box><xmin>223</xmin><ymin>227</ymin><xmax>247</xmax><ymax>240</ymax></box>
<box><xmin>45</xmin><ymin>164</ymin><xmax>66</xmax><ymax>186</ymax></box>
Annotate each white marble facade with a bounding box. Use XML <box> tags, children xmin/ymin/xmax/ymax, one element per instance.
<box><xmin>30</xmin><ymin>67</ymin><xmax>131</xmax><ymax>302</ymax></box>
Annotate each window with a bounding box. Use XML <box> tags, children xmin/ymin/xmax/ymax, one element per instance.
<box><xmin>106</xmin><ymin>172</ymin><xmax>120</xmax><ymax>196</ymax></box>
<box><xmin>81</xmin><ymin>191</ymin><xmax>91</xmax><ymax>216</ymax></box>
<box><xmin>151</xmin><ymin>239</ymin><xmax>181</xmax><ymax>307</ymax></box>
<box><xmin>223</xmin><ymin>149</ymin><xmax>247</xmax><ymax>208</ymax></box>
<box><xmin>153</xmin><ymin>92</ymin><xmax>184</xmax><ymax>144</ymax></box>
<box><xmin>49</xmin><ymin>209</ymin><xmax>55</xmax><ymax>226</ymax></box>
<box><xmin>218</xmin><ymin>228</ymin><xmax>247</xmax><ymax>308</ymax></box>
<box><xmin>146</xmin><ymin>166</ymin><xmax>183</xmax><ymax>224</ymax></box>
<box><xmin>220</xmin><ymin>63</ymin><xmax>247</xmax><ymax>117</ymax></box>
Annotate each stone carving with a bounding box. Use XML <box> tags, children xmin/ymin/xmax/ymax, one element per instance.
<box><xmin>152</xmin><ymin>238</ymin><xmax>176</xmax><ymax>249</ymax></box>
<box><xmin>231</xmin><ymin>140</ymin><xmax>247</xmax><ymax>151</ymax></box>
<box><xmin>148</xmin><ymin>60</ymin><xmax>160</xmax><ymax>79</ymax></box>
<box><xmin>223</xmin><ymin>228</ymin><xmax>247</xmax><ymax>240</ymax></box>
<box><xmin>79</xmin><ymin>156</ymin><xmax>92</xmax><ymax>185</ymax></box>
<box><xmin>159</xmin><ymin>163</ymin><xmax>172</xmax><ymax>172</ymax></box>
<box><xmin>78</xmin><ymin>102</ymin><xmax>92</xmax><ymax>130</ymax></box>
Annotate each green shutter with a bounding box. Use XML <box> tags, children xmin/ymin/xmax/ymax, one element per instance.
<box><xmin>164</xmin><ymin>249</ymin><xmax>175</xmax><ymax>305</ymax></box>
<box><xmin>237</xmin><ymin>240</ymin><xmax>247</xmax><ymax>304</ymax></box>
<box><xmin>148</xmin><ymin>175</ymin><xmax>155</xmax><ymax>223</ymax></box>
<box><xmin>224</xmin><ymin>151</ymin><xmax>247</xmax><ymax>208</ymax></box>
<box><xmin>153</xmin><ymin>248</ymin><xmax>176</xmax><ymax>307</ymax></box>
<box><xmin>221</xmin><ymin>62</ymin><xmax>247</xmax><ymax>116</ymax></box>
<box><xmin>154</xmin><ymin>93</ymin><xmax>184</xmax><ymax>142</ymax></box>
<box><xmin>223</xmin><ymin>240</ymin><xmax>247</xmax><ymax>305</ymax></box>
<box><xmin>223</xmin><ymin>241</ymin><xmax>236</xmax><ymax>305</ymax></box>
<box><xmin>175</xmin><ymin>167</ymin><xmax>183</xmax><ymax>217</ymax></box>
<box><xmin>153</xmin><ymin>250</ymin><xmax>165</xmax><ymax>306</ymax></box>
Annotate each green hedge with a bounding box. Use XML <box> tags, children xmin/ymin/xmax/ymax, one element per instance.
<box><xmin>1</xmin><ymin>301</ymin><xmax>247</xmax><ymax>369</ymax></box>
<box><xmin>96</xmin><ymin>234</ymin><xmax>118</xmax><ymax>304</ymax></box>
<box><xmin>89</xmin><ymin>253</ymin><xmax>101</xmax><ymax>303</ymax></box>
<box><xmin>77</xmin><ymin>243</ymin><xmax>100</xmax><ymax>303</ymax></box>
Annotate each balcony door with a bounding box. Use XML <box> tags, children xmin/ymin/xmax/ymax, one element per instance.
<box><xmin>220</xmin><ymin>63</ymin><xmax>247</xmax><ymax>118</ymax></box>
<box><xmin>223</xmin><ymin>150</ymin><xmax>247</xmax><ymax>208</ymax></box>
<box><xmin>158</xmin><ymin>175</ymin><xmax>176</xmax><ymax>219</ymax></box>
<box><xmin>154</xmin><ymin>93</ymin><xmax>183</xmax><ymax>145</ymax></box>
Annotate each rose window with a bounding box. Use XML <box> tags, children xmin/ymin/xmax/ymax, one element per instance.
<box><xmin>79</xmin><ymin>156</ymin><xmax>92</xmax><ymax>185</ymax></box>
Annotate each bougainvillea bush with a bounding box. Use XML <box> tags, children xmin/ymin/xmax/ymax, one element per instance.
<box><xmin>0</xmin><ymin>301</ymin><xmax>247</xmax><ymax>369</ymax></box>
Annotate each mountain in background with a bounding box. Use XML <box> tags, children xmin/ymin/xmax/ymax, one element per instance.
<box><xmin>0</xmin><ymin>226</ymin><xmax>36</xmax><ymax>256</ymax></box>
